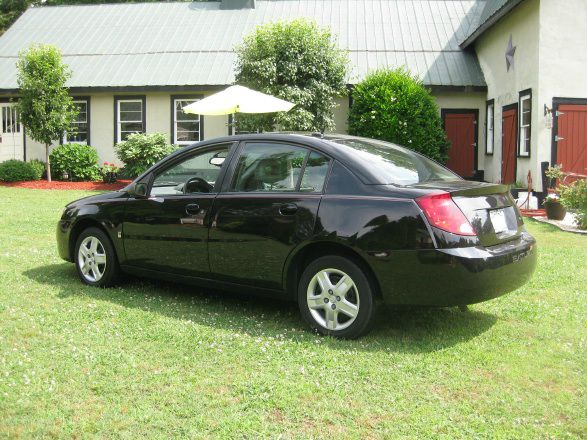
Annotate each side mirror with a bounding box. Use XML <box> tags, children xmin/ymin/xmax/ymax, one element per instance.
<box><xmin>210</xmin><ymin>157</ymin><xmax>225</xmax><ymax>167</ymax></box>
<box><xmin>209</xmin><ymin>151</ymin><xmax>227</xmax><ymax>167</ymax></box>
<box><xmin>129</xmin><ymin>182</ymin><xmax>148</xmax><ymax>198</ymax></box>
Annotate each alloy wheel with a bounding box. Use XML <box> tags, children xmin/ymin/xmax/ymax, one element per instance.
<box><xmin>77</xmin><ymin>236</ymin><xmax>107</xmax><ymax>283</ymax></box>
<box><xmin>306</xmin><ymin>268</ymin><xmax>360</xmax><ymax>331</ymax></box>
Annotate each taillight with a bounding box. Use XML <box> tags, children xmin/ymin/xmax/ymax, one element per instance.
<box><xmin>416</xmin><ymin>192</ymin><xmax>476</xmax><ymax>236</ymax></box>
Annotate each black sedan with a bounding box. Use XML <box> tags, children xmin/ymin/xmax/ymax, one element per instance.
<box><xmin>57</xmin><ymin>134</ymin><xmax>537</xmax><ymax>338</ymax></box>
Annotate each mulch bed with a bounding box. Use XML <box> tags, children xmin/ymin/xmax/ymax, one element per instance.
<box><xmin>0</xmin><ymin>180</ymin><xmax>131</xmax><ymax>191</ymax></box>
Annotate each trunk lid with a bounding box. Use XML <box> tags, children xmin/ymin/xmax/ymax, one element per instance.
<box><xmin>413</xmin><ymin>180</ymin><xmax>523</xmax><ymax>246</ymax></box>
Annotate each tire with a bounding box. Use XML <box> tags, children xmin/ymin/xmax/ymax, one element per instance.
<box><xmin>74</xmin><ymin>227</ymin><xmax>120</xmax><ymax>287</ymax></box>
<box><xmin>298</xmin><ymin>255</ymin><xmax>377</xmax><ymax>339</ymax></box>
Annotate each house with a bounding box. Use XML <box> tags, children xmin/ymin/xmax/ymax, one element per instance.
<box><xmin>0</xmin><ymin>0</ymin><xmax>585</xmax><ymax>192</ymax></box>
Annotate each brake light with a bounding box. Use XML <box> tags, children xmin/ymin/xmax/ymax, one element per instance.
<box><xmin>416</xmin><ymin>193</ymin><xmax>476</xmax><ymax>236</ymax></box>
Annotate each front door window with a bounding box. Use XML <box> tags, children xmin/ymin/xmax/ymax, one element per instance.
<box><xmin>151</xmin><ymin>145</ymin><xmax>230</xmax><ymax>196</ymax></box>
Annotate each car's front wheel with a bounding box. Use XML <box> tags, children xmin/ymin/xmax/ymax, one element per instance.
<box><xmin>298</xmin><ymin>255</ymin><xmax>377</xmax><ymax>338</ymax></box>
<box><xmin>74</xmin><ymin>227</ymin><xmax>119</xmax><ymax>287</ymax></box>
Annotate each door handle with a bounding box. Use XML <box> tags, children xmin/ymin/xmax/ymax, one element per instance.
<box><xmin>185</xmin><ymin>203</ymin><xmax>200</xmax><ymax>215</ymax></box>
<box><xmin>279</xmin><ymin>203</ymin><xmax>298</xmax><ymax>216</ymax></box>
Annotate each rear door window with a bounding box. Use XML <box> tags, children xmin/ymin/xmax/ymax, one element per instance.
<box><xmin>231</xmin><ymin>143</ymin><xmax>329</xmax><ymax>193</ymax></box>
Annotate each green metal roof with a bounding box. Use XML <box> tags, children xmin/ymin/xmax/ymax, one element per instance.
<box><xmin>460</xmin><ymin>0</ymin><xmax>525</xmax><ymax>48</ymax></box>
<box><xmin>0</xmin><ymin>0</ymin><xmax>487</xmax><ymax>91</ymax></box>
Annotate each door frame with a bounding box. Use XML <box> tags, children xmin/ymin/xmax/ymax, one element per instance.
<box><xmin>550</xmin><ymin>97</ymin><xmax>587</xmax><ymax>166</ymax></box>
<box><xmin>441</xmin><ymin>108</ymin><xmax>479</xmax><ymax>176</ymax></box>
<box><xmin>0</xmin><ymin>98</ymin><xmax>26</xmax><ymax>160</ymax></box>
<box><xmin>501</xmin><ymin>103</ymin><xmax>518</xmax><ymax>184</ymax></box>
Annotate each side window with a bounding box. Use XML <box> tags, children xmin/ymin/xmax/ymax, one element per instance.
<box><xmin>151</xmin><ymin>145</ymin><xmax>230</xmax><ymax>196</ymax></box>
<box><xmin>231</xmin><ymin>143</ymin><xmax>307</xmax><ymax>192</ymax></box>
<box><xmin>300</xmin><ymin>151</ymin><xmax>330</xmax><ymax>192</ymax></box>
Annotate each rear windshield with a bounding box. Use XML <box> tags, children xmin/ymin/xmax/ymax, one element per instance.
<box><xmin>326</xmin><ymin>137</ymin><xmax>459</xmax><ymax>186</ymax></box>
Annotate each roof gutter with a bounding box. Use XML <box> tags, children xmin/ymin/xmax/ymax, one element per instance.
<box><xmin>0</xmin><ymin>84</ymin><xmax>488</xmax><ymax>96</ymax></box>
<box><xmin>460</xmin><ymin>0</ymin><xmax>525</xmax><ymax>49</ymax></box>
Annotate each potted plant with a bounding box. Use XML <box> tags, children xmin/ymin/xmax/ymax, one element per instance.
<box><xmin>101</xmin><ymin>162</ymin><xmax>120</xmax><ymax>183</ymax></box>
<box><xmin>542</xmin><ymin>192</ymin><xmax>566</xmax><ymax>220</ymax></box>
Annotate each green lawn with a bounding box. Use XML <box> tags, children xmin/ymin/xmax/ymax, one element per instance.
<box><xmin>0</xmin><ymin>187</ymin><xmax>585</xmax><ymax>439</ymax></box>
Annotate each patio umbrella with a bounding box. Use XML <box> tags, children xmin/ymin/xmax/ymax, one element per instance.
<box><xmin>182</xmin><ymin>85</ymin><xmax>294</xmax><ymax>116</ymax></box>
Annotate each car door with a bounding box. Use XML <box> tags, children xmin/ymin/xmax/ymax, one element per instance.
<box><xmin>122</xmin><ymin>143</ymin><xmax>234</xmax><ymax>277</ymax></box>
<box><xmin>208</xmin><ymin>141</ymin><xmax>331</xmax><ymax>290</ymax></box>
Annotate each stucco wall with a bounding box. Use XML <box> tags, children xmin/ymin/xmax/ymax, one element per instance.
<box><xmin>474</xmin><ymin>0</ymin><xmax>540</xmax><ymax>186</ymax></box>
<box><xmin>537</xmin><ymin>0</ymin><xmax>587</xmax><ymax>170</ymax></box>
<box><xmin>329</xmin><ymin>96</ymin><xmax>350</xmax><ymax>134</ymax></box>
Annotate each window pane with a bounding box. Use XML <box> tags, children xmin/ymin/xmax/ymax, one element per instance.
<box><xmin>231</xmin><ymin>143</ymin><xmax>307</xmax><ymax>192</ymax></box>
<box><xmin>68</xmin><ymin>130</ymin><xmax>88</xmax><ymax>143</ymax></box>
<box><xmin>120</xmin><ymin>101</ymin><xmax>142</xmax><ymax>112</ymax></box>
<box><xmin>176</xmin><ymin>130</ymin><xmax>199</xmax><ymax>143</ymax></box>
<box><xmin>121</xmin><ymin>122</ymin><xmax>143</xmax><ymax>133</ymax></box>
<box><xmin>151</xmin><ymin>145</ymin><xmax>230</xmax><ymax>196</ymax></box>
<box><xmin>177</xmin><ymin>121</ymin><xmax>199</xmax><ymax>132</ymax></box>
<box><xmin>486</xmin><ymin>104</ymin><xmax>494</xmax><ymax>154</ymax></box>
<box><xmin>176</xmin><ymin>100</ymin><xmax>199</xmax><ymax>121</ymax></box>
<box><xmin>522</xmin><ymin>109</ymin><xmax>531</xmax><ymax>125</ymax></box>
<box><xmin>522</xmin><ymin>97</ymin><xmax>531</xmax><ymax>112</ymax></box>
<box><xmin>68</xmin><ymin>122</ymin><xmax>88</xmax><ymax>143</ymax></box>
<box><xmin>74</xmin><ymin>102</ymin><xmax>87</xmax><ymax>123</ymax></box>
<box><xmin>300</xmin><ymin>152</ymin><xmax>329</xmax><ymax>192</ymax></box>
<box><xmin>120</xmin><ymin>110</ymin><xmax>142</xmax><ymax>122</ymax></box>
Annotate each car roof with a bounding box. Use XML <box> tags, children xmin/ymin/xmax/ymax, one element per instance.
<box><xmin>190</xmin><ymin>132</ymin><xmax>403</xmax><ymax>185</ymax></box>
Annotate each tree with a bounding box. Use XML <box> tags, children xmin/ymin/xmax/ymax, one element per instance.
<box><xmin>348</xmin><ymin>68</ymin><xmax>449</xmax><ymax>162</ymax></box>
<box><xmin>234</xmin><ymin>19</ymin><xmax>348</xmax><ymax>133</ymax></box>
<box><xmin>16</xmin><ymin>44</ymin><xmax>77</xmax><ymax>181</ymax></box>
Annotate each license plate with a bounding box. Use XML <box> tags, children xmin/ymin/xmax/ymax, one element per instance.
<box><xmin>490</xmin><ymin>209</ymin><xmax>508</xmax><ymax>234</ymax></box>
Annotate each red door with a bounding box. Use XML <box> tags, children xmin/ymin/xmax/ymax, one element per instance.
<box><xmin>444</xmin><ymin>111</ymin><xmax>477</xmax><ymax>178</ymax></box>
<box><xmin>556</xmin><ymin>104</ymin><xmax>587</xmax><ymax>177</ymax></box>
<box><xmin>501</xmin><ymin>106</ymin><xmax>517</xmax><ymax>184</ymax></box>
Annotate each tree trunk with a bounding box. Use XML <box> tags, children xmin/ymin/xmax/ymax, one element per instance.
<box><xmin>45</xmin><ymin>144</ymin><xmax>51</xmax><ymax>182</ymax></box>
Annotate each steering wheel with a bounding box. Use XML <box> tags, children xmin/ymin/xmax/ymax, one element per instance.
<box><xmin>184</xmin><ymin>177</ymin><xmax>213</xmax><ymax>194</ymax></box>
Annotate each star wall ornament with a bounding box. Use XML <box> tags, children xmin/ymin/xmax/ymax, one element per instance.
<box><xmin>505</xmin><ymin>34</ymin><xmax>516</xmax><ymax>71</ymax></box>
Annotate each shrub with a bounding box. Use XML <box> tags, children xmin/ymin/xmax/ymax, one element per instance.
<box><xmin>115</xmin><ymin>132</ymin><xmax>178</xmax><ymax>177</ymax></box>
<box><xmin>348</xmin><ymin>68</ymin><xmax>450</xmax><ymax>162</ymax></box>
<box><xmin>29</xmin><ymin>159</ymin><xmax>46</xmax><ymax>180</ymax></box>
<box><xmin>0</xmin><ymin>159</ymin><xmax>38</xmax><ymax>182</ymax></box>
<box><xmin>49</xmin><ymin>143</ymin><xmax>101</xmax><ymax>181</ymax></box>
<box><xmin>234</xmin><ymin>19</ymin><xmax>349</xmax><ymax>132</ymax></box>
<box><xmin>558</xmin><ymin>179</ymin><xmax>587</xmax><ymax>229</ymax></box>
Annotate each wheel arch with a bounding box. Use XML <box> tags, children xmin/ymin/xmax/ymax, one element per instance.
<box><xmin>284</xmin><ymin>241</ymin><xmax>382</xmax><ymax>301</ymax></box>
<box><xmin>69</xmin><ymin>218</ymin><xmax>115</xmax><ymax>261</ymax></box>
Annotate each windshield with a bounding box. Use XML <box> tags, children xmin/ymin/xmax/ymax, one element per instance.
<box><xmin>325</xmin><ymin>136</ymin><xmax>459</xmax><ymax>186</ymax></box>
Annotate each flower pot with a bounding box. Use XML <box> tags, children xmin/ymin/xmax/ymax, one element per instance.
<box><xmin>103</xmin><ymin>172</ymin><xmax>117</xmax><ymax>184</ymax></box>
<box><xmin>544</xmin><ymin>201</ymin><xmax>566</xmax><ymax>220</ymax></box>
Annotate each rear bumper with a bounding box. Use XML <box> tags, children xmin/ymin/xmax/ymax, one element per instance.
<box><xmin>374</xmin><ymin>232</ymin><xmax>537</xmax><ymax>306</ymax></box>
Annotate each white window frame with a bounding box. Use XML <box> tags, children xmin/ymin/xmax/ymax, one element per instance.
<box><xmin>63</xmin><ymin>99</ymin><xmax>89</xmax><ymax>145</ymax></box>
<box><xmin>518</xmin><ymin>92</ymin><xmax>532</xmax><ymax>157</ymax></box>
<box><xmin>116</xmin><ymin>98</ymin><xmax>145</xmax><ymax>144</ymax></box>
<box><xmin>486</xmin><ymin>101</ymin><xmax>494</xmax><ymax>155</ymax></box>
<box><xmin>173</xmin><ymin>98</ymin><xmax>201</xmax><ymax>145</ymax></box>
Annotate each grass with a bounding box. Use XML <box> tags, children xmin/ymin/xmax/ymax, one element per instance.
<box><xmin>0</xmin><ymin>186</ymin><xmax>585</xmax><ymax>439</ymax></box>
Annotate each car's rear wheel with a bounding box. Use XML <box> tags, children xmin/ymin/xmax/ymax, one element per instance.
<box><xmin>74</xmin><ymin>227</ymin><xmax>119</xmax><ymax>287</ymax></box>
<box><xmin>298</xmin><ymin>255</ymin><xmax>377</xmax><ymax>339</ymax></box>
